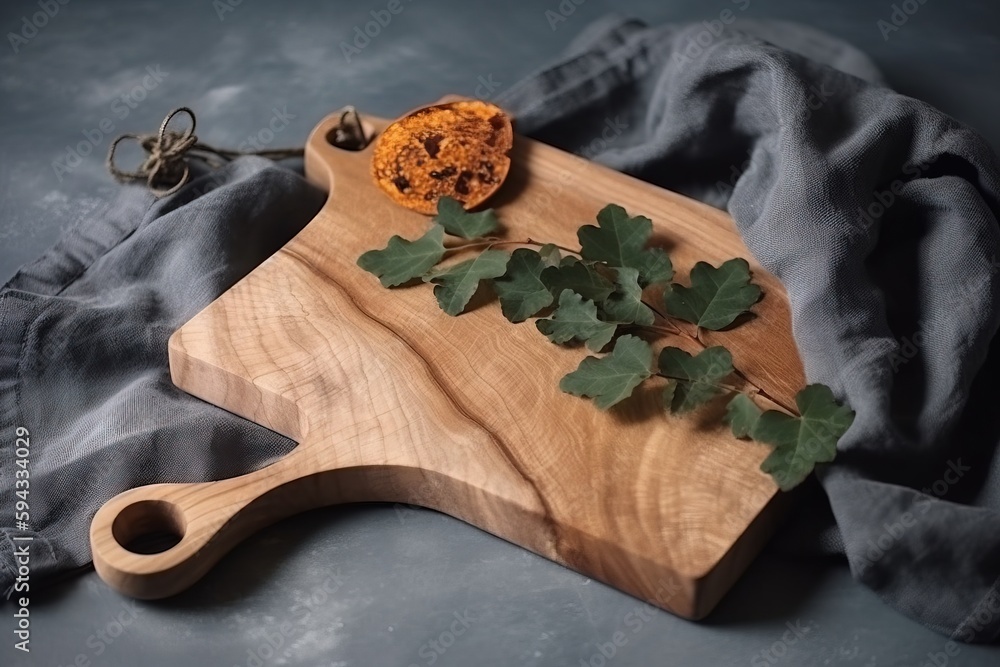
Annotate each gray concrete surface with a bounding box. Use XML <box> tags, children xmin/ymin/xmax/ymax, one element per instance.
<box><xmin>2</xmin><ymin>0</ymin><xmax>999</xmax><ymax>665</ymax></box>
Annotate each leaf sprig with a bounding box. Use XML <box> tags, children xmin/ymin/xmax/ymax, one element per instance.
<box><xmin>358</xmin><ymin>197</ymin><xmax>854</xmax><ymax>490</ymax></box>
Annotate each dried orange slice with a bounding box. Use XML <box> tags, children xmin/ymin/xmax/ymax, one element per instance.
<box><xmin>371</xmin><ymin>100</ymin><xmax>513</xmax><ymax>214</ymax></box>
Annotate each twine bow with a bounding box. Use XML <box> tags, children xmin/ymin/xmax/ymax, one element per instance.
<box><xmin>106</xmin><ymin>107</ymin><xmax>320</xmax><ymax>197</ymax></box>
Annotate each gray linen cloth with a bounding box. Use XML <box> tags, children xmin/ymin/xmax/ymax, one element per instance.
<box><xmin>497</xmin><ymin>16</ymin><xmax>1000</xmax><ymax>642</ymax></box>
<box><xmin>3</xmin><ymin>17</ymin><xmax>1000</xmax><ymax>643</ymax></box>
<box><xmin>0</xmin><ymin>160</ymin><xmax>319</xmax><ymax>588</ymax></box>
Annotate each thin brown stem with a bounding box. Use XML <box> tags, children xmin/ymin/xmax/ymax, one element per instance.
<box><xmin>443</xmin><ymin>238</ymin><xmax>503</xmax><ymax>254</ymax></box>
<box><xmin>644</xmin><ymin>316</ymin><xmax>799</xmax><ymax>415</ymax></box>
<box><xmin>731</xmin><ymin>368</ymin><xmax>798</xmax><ymax>416</ymax></box>
<box><xmin>525</xmin><ymin>238</ymin><xmax>580</xmax><ymax>256</ymax></box>
<box><xmin>648</xmin><ymin>310</ymin><xmax>705</xmax><ymax>348</ymax></box>
<box><xmin>647</xmin><ymin>318</ymin><xmax>683</xmax><ymax>337</ymax></box>
<box><xmin>656</xmin><ymin>373</ymin><xmax>744</xmax><ymax>395</ymax></box>
<box><xmin>442</xmin><ymin>235</ymin><xmax>801</xmax><ymax>416</ymax></box>
<box><xmin>645</xmin><ymin>299</ymin><xmax>670</xmax><ymax>321</ymax></box>
<box><xmin>444</xmin><ymin>237</ymin><xmax>580</xmax><ymax>256</ymax></box>
<box><xmin>656</xmin><ymin>372</ymin><xmax>798</xmax><ymax>416</ymax></box>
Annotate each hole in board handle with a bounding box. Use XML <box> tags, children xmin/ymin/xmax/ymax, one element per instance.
<box><xmin>112</xmin><ymin>499</ymin><xmax>187</xmax><ymax>555</ymax></box>
<box><xmin>326</xmin><ymin>106</ymin><xmax>375</xmax><ymax>151</ymax></box>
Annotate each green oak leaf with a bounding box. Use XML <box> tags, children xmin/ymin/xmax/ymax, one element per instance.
<box><xmin>433</xmin><ymin>196</ymin><xmax>499</xmax><ymax>239</ymax></box>
<box><xmin>537</xmin><ymin>290</ymin><xmax>618</xmax><ymax>352</ymax></box>
<box><xmin>358</xmin><ymin>224</ymin><xmax>446</xmax><ymax>287</ymax></box>
<box><xmin>578</xmin><ymin>204</ymin><xmax>673</xmax><ymax>287</ymax></box>
<box><xmin>492</xmin><ymin>248</ymin><xmax>555</xmax><ymax>323</ymax></box>
<box><xmin>423</xmin><ymin>249</ymin><xmax>509</xmax><ymax>316</ymax></box>
<box><xmin>661</xmin><ymin>381</ymin><xmax>676</xmax><ymax>411</ymax></box>
<box><xmin>601</xmin><ymin>267</ymin><xmax>655</xmax><ymax>326</ymax></box>
<box><xmin>725</xmin><ymin>393</ymin><xmax>762</xmax><ymax>438</ymax></box>
<box><xmin>663</xmin><ymin>258</ymin><xmax>761</xmax><ymax>330</ymax></box>
<box><xmin>540</xmin><ymin>259</ymin><xmax>615</xmax><ymax>303</ymax></box>
<box><xmin>752</xmin><ymin>384</ymin><xmax>855</xmax><ymax>491</ymax></box>
<box><xmin>559</xmin><ymin>335</ymin><xmax>653</xmax><ymax>409</ymax></box>
<box><xmin>634</xmin><ymin>248</ymin><xmax>674</xmax><ymax>287</ymax></box>
<box><xmin>578</xmin><ymin>204</ymin><xmax>648</xmax><ymax>265</ymax></box>
<box><xmin>538</xmin><ymin>243</ymin><xmax>562</xmax><ymax>267</ymax></box>
<box><xmin>658</xmin><ymin>346</ymin><xmax>734</xmax><ymax>413</ymax></box>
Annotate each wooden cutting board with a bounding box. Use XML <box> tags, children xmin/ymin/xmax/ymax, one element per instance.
<box><xmin>89</xmin><ymin>104</ymin><xmax>805</xmax><ymax>618</ymax></box>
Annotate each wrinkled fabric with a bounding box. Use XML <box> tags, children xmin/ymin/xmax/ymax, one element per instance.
<box><xmin>498</xmin><ymin>16</ymin><xmax>1000</xmax><ymax>643</ymax></box>
<box><xmin>3</xmin><ymin>16</ymin><xmax>1000</xmax><ymax>645</ymax></box>
<box><xmin>0</xmin><ymin>159</ymin><xmax>323</xmax><ymax>592</ymax></box>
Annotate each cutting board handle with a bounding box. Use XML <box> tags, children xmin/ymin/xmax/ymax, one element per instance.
<box><xmin>89</xmin><ymin>445</ymin><xmax>325</xmax><ymax>599</ymax></box>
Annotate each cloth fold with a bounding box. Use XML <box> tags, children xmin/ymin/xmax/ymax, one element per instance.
<box><xmin>0</xmin><ymin>159</ymin><xmax>323</xmax><ymax>592</ymax></box>
<box><xmin>3</xmin><ymin>16</ymin><xmax>1000</xmax><ymax>644</ymax></box>
<box><xmin>498</xmin><ymin>16</ymin><xmax>1000</xmax><ymax>642</ymax></box>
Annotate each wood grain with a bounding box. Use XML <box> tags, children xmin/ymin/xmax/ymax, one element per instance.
<box><xmin>90</xmin><ymin>106</ymin><xmax>804</xmax><ymax>617</ymax></box>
